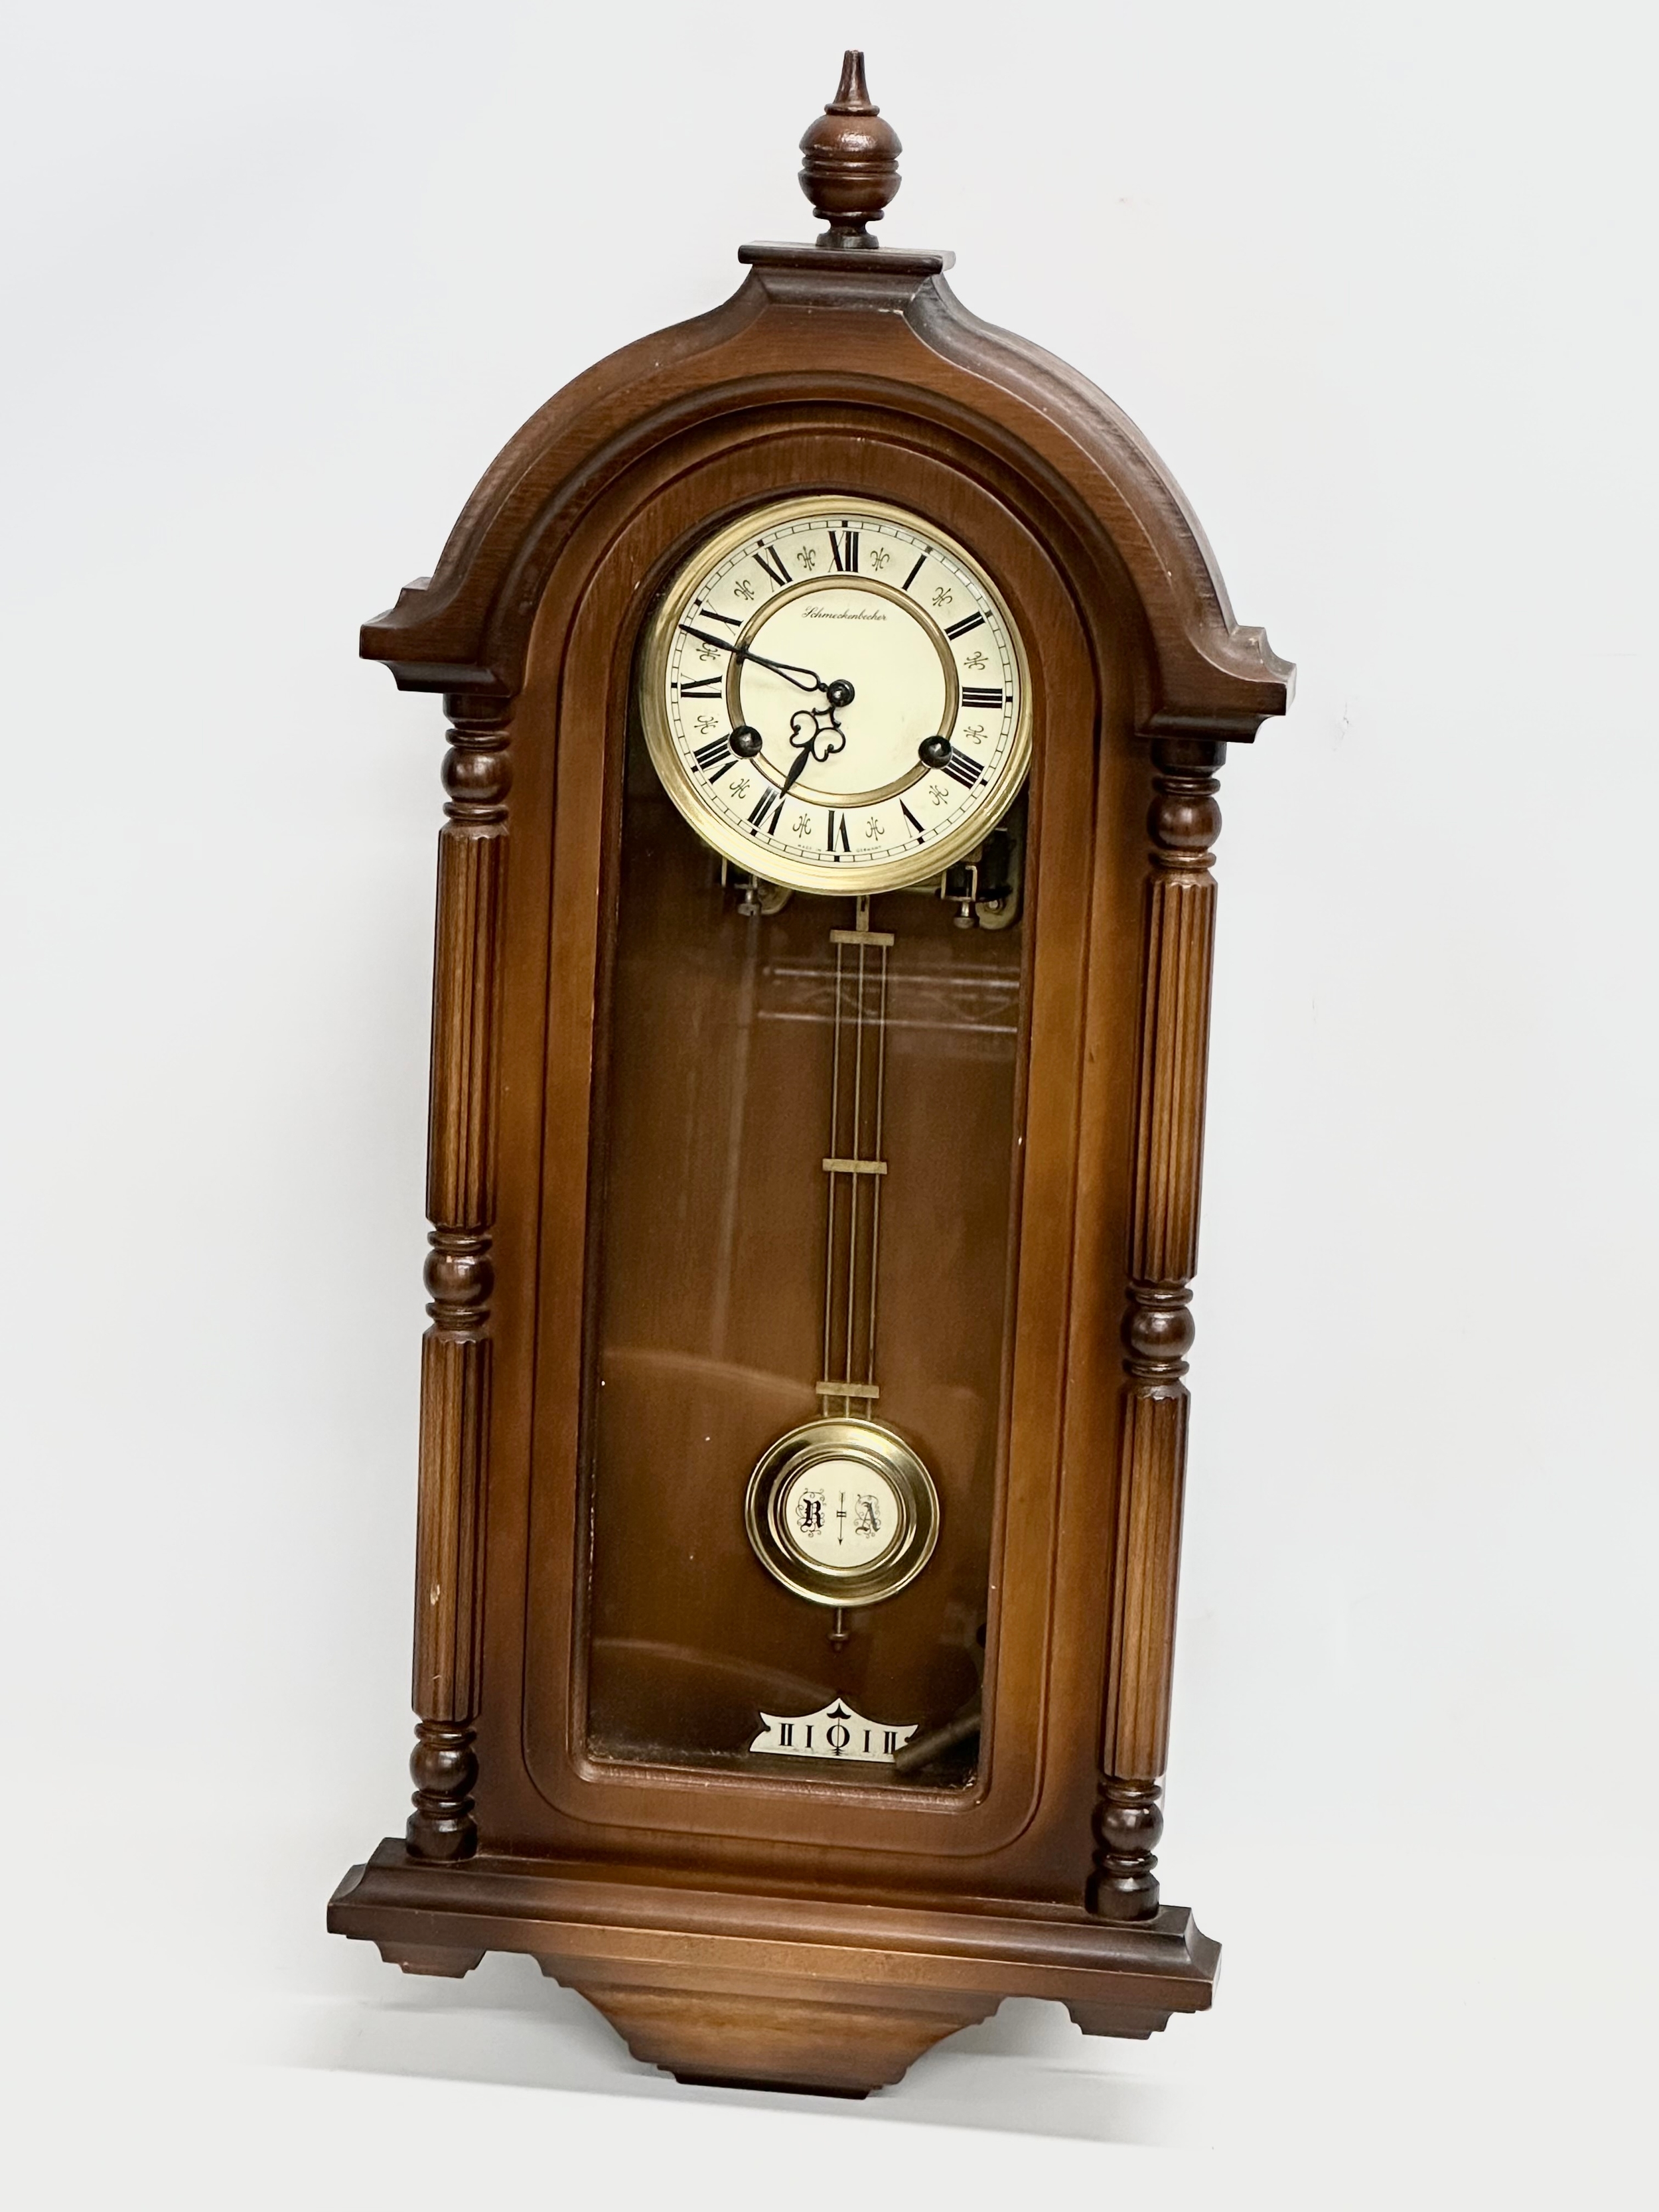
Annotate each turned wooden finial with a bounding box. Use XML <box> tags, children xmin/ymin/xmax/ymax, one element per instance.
<box><xmin>798</xmin><ymin>50</ymin><xmax>902</xmax><ymax>248</ymax></box>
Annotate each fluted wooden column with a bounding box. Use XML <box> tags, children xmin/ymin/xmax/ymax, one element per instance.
<box><xmin>1090</xmin><ymin>736</ymin><xmax>1224</xmax><ymax>1919</ymax></box>
<box><xmin>406</xmin><ymin>695</ymin><xmax>510</xmax><ymax>1861</ymax></box>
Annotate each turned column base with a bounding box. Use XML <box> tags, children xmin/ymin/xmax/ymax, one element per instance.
<box><xmin>405</xmin><ymin>1718</ymin><xmax>478</xmax><ymax>1861</ymax></box>
<box><xmin>1088</xmin><ymin>1776</ymin><xmax>1165</xmax><ymax>1920</ymax></box>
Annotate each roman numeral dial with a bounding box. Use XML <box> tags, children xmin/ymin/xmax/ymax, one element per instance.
<box><xmin>693</xmin><ymin>733</ymin><xmax>738</xmax><ymax>780</ymax></box>
<box><xmin>641</xmin><ymin>496</ymin><xmax>1031</xmax><ymax>896</ymax></box>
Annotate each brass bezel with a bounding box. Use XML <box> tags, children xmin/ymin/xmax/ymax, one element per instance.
<box><xmin>638</xmin><ymin>494</ymin><xmax>1033</xmax><ymax>896</ymax></box>
<box><xmin>744</xmin><ymin>1416</ymin><xmax>941</xmax><ymax>1609</ymax></box>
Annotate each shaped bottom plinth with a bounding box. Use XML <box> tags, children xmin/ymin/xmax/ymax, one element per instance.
<box><xmin>330</xmin><ymin>1840</ymin><xmax>1219</xmax><ymax>2099</ymax></box>
<box><xmin>561</xmin><ymin>1978</ymin><xmax>996</xmax><ymax>2095</ymax></box>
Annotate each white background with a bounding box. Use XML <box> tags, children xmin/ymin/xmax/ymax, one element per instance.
<box><xmin>4</xmin><ymin>3</ymin><xmax>1654</xmax><ymax>2205</ymax></box>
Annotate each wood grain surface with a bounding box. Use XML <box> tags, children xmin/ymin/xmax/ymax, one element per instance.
<box><xmin>334</xmin><ymin>59</ymin><xmax>1291</xmax><ymax>2091</ymax></box>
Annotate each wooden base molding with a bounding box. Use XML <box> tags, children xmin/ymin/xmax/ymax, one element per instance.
<box><xmin>329</xmin><ymin>1842</ymin><xmax>1218</xmax><ymax>2097</ymax></box>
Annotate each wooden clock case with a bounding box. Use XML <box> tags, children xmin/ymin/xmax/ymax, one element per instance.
<box><xmin>329</xmin><ymin>58</ymin><xmax>1293</xmax><ymax>2097</ymax></box>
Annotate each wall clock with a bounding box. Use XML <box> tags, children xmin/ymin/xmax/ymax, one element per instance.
<box><xmin>329</xmin><ymin>52</ymin><xmax>1293</xmax><ymax>2097</ymax></box>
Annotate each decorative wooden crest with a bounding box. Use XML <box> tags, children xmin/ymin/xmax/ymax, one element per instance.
<box><xmin>361</xmin><ymin>53</ymin><xmax>1291</xmax><ymax>745</ymax></box>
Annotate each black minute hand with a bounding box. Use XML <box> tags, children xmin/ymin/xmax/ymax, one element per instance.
<box><xmin>678</xmin><ymin>624</ymin><xmax>826</xmax><ymax>695</ymax></box>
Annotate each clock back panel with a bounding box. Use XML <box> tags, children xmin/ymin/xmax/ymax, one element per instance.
<box><xmin>581</xmin><ymin>721</ymin><xmax>1023</xmax><ymax>1779</ymax></box>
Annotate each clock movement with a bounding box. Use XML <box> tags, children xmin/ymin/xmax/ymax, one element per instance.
<box><xmin>329</xmin><ymin>53</ymin><xmax>1293</xmax><ymax>2097</ymax></box>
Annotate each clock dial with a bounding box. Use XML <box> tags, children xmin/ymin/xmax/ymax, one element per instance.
<box><xmin>640</xmin><ymin>498</ymin><xmax>1031</xmax><ymax>894</ymax></box>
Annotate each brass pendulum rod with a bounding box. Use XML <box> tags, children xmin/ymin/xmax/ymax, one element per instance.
<box><xmin>867</xmin><ymin>909</ymin><xmax>889</xmax><ymax>1405</ymax></box>
<box><xmin>819</xmin><ymin>895</ymin><xmax>895</xmax><ymax>1422</ymax></box>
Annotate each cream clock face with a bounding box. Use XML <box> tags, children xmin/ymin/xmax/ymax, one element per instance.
<box><xmin>640</xmin><ymin>497</ymin><xmax>1031</xmax><ymax>895</ymax></box>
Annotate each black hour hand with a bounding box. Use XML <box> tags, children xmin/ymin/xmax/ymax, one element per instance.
<box><xmin>777</xmin><ymin>743</ymin><xmax>816</xmax><ymax>800</ymax></box>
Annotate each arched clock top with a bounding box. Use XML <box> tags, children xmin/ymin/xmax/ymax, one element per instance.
<box><xmin>361</xmin><ymin>56</ymin><xmax>1293</xmax><ymax>739</ymax></box>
